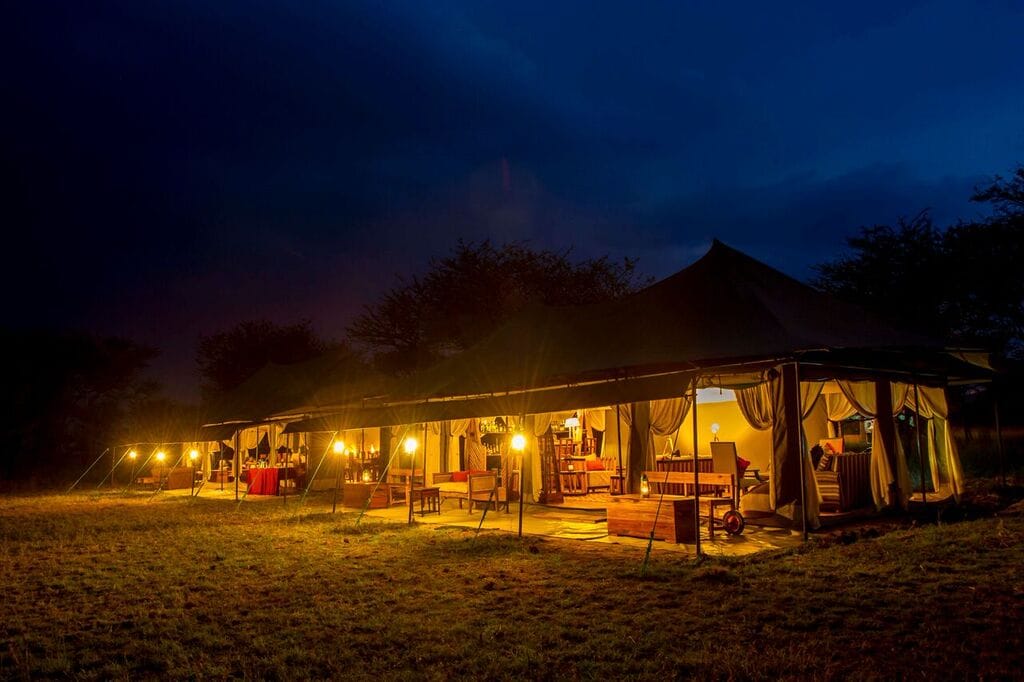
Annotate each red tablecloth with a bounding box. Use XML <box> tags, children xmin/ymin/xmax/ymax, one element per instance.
<box><xmin>246</xmin><ymin>467</ymin><xmax>280</xmax><ymax>495</ymax></box>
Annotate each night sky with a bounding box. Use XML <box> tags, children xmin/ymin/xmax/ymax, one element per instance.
<box><xmin>7</xmin><ymin>1</ymin><xmax>1023</xmax><ymax>399</ymax></box>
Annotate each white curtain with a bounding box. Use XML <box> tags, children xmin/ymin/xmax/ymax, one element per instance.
<box><xmin>837</xmin><ymin>381</ymin><xmax>911</xmax><ymax>509</ymax></box>
<box><xmin>648</xmin><ymin>395</ymin><xmax>693</xmax><ymax>462</ymax></box>
<box><xmin>906</xmin><ymin>386</ymin><xmax>965</xmax><ymax>501</ymax></box>
<box><xmin>584</xmin><ymin>407</ymin><xmax>607</xmax><ymax>433</ymax></box>
<box><xmin>735</xmin><ymin>378</ymin><xmax>824</xmax><ymax>525</ymax></box>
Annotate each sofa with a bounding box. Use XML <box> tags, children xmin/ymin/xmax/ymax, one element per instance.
<box><xmin>814</xmin><ymin>449</ymin><xmax>872</xmax><ymax>512</ymax></box>
<box><xmin>583</xmin><ymin>455</ymin><xmax>619</xmax><ymax>492</ymax></box>
<box><xmin>432</xmin><ymin>471</ymin><xmax>498</xmax><ymax>512</ymax></box>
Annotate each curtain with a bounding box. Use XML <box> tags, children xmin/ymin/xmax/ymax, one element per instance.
<box><xmin>911</xmin><ymin>386</ymin><xmax>965</xmax><ymax>501</ymax></box>
<box><xmin>836</xmin><ymin>381</ymin><xmax>911</xmax><ymax>509</ymax></box>
<box><xmin>584</xmin><ymin>408</ymin><xmax>606</xmax><ymax>433</ymax></box>
<box><xmin>736</xmin><ymin>374</ymin><xmax>823</xmax><ymax>525</ymax></box>
<box><xmin>648</xmin><ymin>395</ymin><xmax>693</xmax><ymax>457</ymax></box>
<box><xmin>736</xmin><ymin>383</ymin><xmax>773</xmax><ymax>430</ymax></box>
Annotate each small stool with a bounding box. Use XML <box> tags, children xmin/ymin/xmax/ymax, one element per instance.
<box><xmin>414</xmin><ymin>487</ymin><xmax>441</xmax><ymax>515</ymax></box>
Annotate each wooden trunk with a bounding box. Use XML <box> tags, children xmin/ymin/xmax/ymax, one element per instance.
<box><xmin>606</xmin><ymin>495</ymin><xmax>695</xmax><ymax>543</ymax></box>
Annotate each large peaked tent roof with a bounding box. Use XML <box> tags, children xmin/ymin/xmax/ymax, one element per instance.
<box><xmin>394</xmin><ymin>239</ymin><xmax>977</xmax><ymax>402</ymax></box>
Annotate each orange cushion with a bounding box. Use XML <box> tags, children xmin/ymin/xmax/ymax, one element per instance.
<box><xmin>585</xmin><ymin>458</ymin><xmax>605</xmax><ymax>471</ymax></box>
<box><xmin>819</xmin><ymin>438</ymin><xmax>844</xmax><ymax>454</ymax></box>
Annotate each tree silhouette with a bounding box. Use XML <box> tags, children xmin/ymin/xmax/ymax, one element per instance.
<box><xmin>196</xmin><ymin>320</ymin><xmax>333</xmax><ymax>397</ymax></box>
<box><xmin>347</xmin><ymin>240</ymin><xmax>650</xmax><ymax>373</ymax></box>
<box><xmin>813</xmin><ymin>165</ymin><xmax>1024</xmax><ymax>359</ymax></box>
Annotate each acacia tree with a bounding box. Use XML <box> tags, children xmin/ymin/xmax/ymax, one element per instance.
<box><xmin>348</xmin><ymin>240</ymin><xmax>650</xmax><ymax>373</ymax></box>
<box><xmin>196</xmin><ymin>319</ymin><xmax>331</xmax><ymax>397</ymax></box>
<box><xmin>813</xmin><ymin>165</ymin><xmax>1024</xmax><ymax>359</ymax></box>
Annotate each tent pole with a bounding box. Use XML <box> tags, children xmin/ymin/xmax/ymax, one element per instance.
<box><xmin>994</xmin><ymin>392</ymin><xmax>1005</xmax><ymax>487</ymax></box>
<box><xmin>692</xmin><ymin>377</ymin><xmax>701</xmax><ymax>557</ymax></box>
<box><xmin>794</xmin><ymin>363</ymin><xmax>808</xmax><ymax>542</ymax></box>
<box><xmin>518</xmin><ymin>413</ymin><xmax>526</xmax><ymax>538</ymax></box>
<box><xmin>332</xmin><ymin>432</ymin><xmax>344</xmax><ymax>514</ymax></box>
<box><xmin>67</xmin><ymin>447</ymin><xmax>111</xmax><ymax>494</ymax></box>
<box><xmin>913</xmin><ymin>383</ymin><xmax>927</xmax><ymax>504</ymax></box>
<box><xmin>234</xmin><ymin>431</ymin><xmax>240</xmax><ymax>502</ymax></box>
<box><xmin>615</xmin><ymin>403</ymin><xmax>624</xmax><ymax>494</ymax></box>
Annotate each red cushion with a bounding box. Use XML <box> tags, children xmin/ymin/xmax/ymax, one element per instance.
<box><xmin>585</xmin><ymin>458</ymin><xmax>605</xmax><ymax>471</ymax></box>
<box><xmin>451</xmin><ymin>470</ymin><xmax>468</xmax><ymax>482</ymax></box>
<box><xmin>736</xmin><ymin>456</ymin><xmax>750</xmax><ymax>477</ymax></box>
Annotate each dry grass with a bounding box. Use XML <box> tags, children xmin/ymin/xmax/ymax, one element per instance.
<box><xmin>1</xmin><ymin>491</ymin><xmax>1022</xmax><ymax>680</ymax></box>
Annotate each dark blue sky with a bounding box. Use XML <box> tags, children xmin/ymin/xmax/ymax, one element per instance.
<box><xmin>6</xmin><ymin>1</ymin><xmax>1023</xmax><ymax>399</ymax></box>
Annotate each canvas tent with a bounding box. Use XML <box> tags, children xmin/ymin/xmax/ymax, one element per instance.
<box><xmin>268</xmin><ymin>241</ymin><xmax>991</xmax><ymax>524</ymax></box>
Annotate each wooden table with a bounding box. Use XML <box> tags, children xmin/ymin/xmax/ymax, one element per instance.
<box><xmin>606</xmin><ymin>494</ymin><xmax>696</xmax><ymax>543</ymax></box>
<box><xmin>559</xmin><ymin>469</ymin><xmax>587</xmax><ymax>495</ymax></box>
<box><xmin>413</xmin><ymin>487</ymin><xmax>440</xmax><ymax>515</ymax></box>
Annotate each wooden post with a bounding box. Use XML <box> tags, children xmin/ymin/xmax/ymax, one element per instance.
<box><xmin>913</xmin><ymin>383</ymin><xmax>927</xmax><ymax>504</ymax></box>
<box><xmin>794</xmin><ymin>363</ymin><xmax>807</xmax><ymax>542</ymax></box>
<box><xmin>691</xmin><ymin>379</ymin><xmax>701</xmax><ymax>556</ymax></box>
<box><xmin>615</xmin><ymin>403</ymin><xmax>624</xmax><ymax>495</ymax></box>
<box><xmin>994</xmin><ymin>392</ymin><xmax>1006</xmax><ymax>487</ymax></box>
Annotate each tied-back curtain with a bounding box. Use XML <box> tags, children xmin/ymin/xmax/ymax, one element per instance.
<box><xmin>736</xmin><ymin>374</ymin><xmax>823</xmax><ymax>526</ymax></box>
<box><xmin>464</xmin><ymin>419</ymin><xmax>487</xmax><ymax>471</ymax></box>
<box><xmin>836</xmin><ymin>381</ymin><xmax>910</xmax><ymax>509</ymax></box>
<box><xmin>736</xmin><ymin>383</ymin><xmax>774</xmax><ymax>430</ymax></box>
<box><xmin>909</xmin><ymin>386</ymin><xmax>964</xmax><ymax>501</ymax></box>
<box><xmin>583</xmin><ymin>408</ymin><xmax>606</xmax><ymax>433</ymax></box>
<box><xmin>824</xmin><ymin>393</ymin><xmax>858</xmax><ymax>436</ymax></box>
<box><xmin>648</xmin><ymin>395</ymin><xmax>693</xmax><ymax>456</ymax></box>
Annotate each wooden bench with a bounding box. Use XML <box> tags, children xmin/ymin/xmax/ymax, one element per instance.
<box><xmin>643</xmin><ymin>471</ymin><xmax>739</xmax><ymax>538</ymax></box>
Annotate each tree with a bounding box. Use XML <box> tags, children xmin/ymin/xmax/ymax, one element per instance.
<box><xmin>813</xmin><ymin>165</ymin><xmax>1024</xmax><ymax>359</ymax></box>
<box><xmin>196</xmin><ymin>320</ymin><xmax>332</xmax><ymax>397</ymax></box>
<box><xmin>0</xmin><ymin>330</ymin><xmax>159</xmax><ymax>485</ymax></box>
<box><xmin>348</xmin><ymin>240</ymin><xmax>651</xmax><ymax>373</ymax></box>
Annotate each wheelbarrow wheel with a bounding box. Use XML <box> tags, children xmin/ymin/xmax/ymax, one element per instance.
<box><xmin>722</xmin><ymin>510</ymin><xmax>744</xmax><ymax>535</ymax></box>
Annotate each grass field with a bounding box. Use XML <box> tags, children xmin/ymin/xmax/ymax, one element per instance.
<box><xmin>1</xmin><ymin>491</ymin><xmax>1022</xmax><ymax>680</ymax></box>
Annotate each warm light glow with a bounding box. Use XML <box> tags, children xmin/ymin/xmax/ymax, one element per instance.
<box><xmin>710</xmin><ymin>423</ymin><xmax>720</xmax><ymax>434</ymax></box>
<box><xmin>369</xmin><ymin>445</ymin><xmax>375</xmax><ymax>455</ymax></box>
<box><xmin>510</xmin><ymin>433</ymin><xmax>527</xmax><ymax>452</ymax></box>
<box><xmin>156</xmin><ymin>451</ymin><xmax>166</xmax><ymax>462</ymax></box>
<box><xmin>564</xmin><ymin>416</ymin><xmax>580</xmax><ymax>428</ymax></box>
<box><xmin>361</xmin><ymin>469</ymin><xmax>371</xmax><ymax>482</ymax></box>
<box><xmin>403</xmin><ymin>436</ymin><xmax>418</xmax><ymax>455</ymax></box>
<box><xmin>189</xmin><ymin>449</ymin><xmax>199</xmax><ymax>461</ymax></box>
<box><xmin>640</xmin><ymin>473</ymin><xmax>650</xmax><ymax>498</ymax></box>
<box><xmin>333</xmin><ymin>440</ymin><xmax>345</xmax><ymax>455</ymax></box>
<box><xmin>128</xmin><ymin>450</ymin><xmax>137</xmax><ymax>460</ymax></box>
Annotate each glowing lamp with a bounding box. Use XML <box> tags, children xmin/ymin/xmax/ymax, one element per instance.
<box><xmin>711</xmin><ymin>423</ymin><xmax>721</xmax><ymax>441</ymax></box>
<box><xmin>189</xmin><ymin>449</ymin><xmax>199</xmax><ymax>461</ymax></box>
<box><xmin>369</xmin><ymin>445</ymin><xmax>376</xmax><ymax>455</ymax></box>
<box><xmin>403</xmin><ymin>436</ymin><xmax>418</xmax><ymax>455</ymax></box>
<box><xmin>333</xmin><ymin>440</ymin><xmax>345</xmax><ymax>455</ymax></box>
<box><xmin>128</xmin><ymin>450</ymin><xmax>138</xmax><ymax>460</ymax></box>
<box><xmin>564</xmin><ymin>417</ymin><xmax>580</xmax><ymax>428</ymax></box>
<box><xmin>640</xmin><ymin>473</ymin><xmax>650</xmax><ymax>498</ymax></box>
<box><xmin>155</xmin><ymin>451</ymin><xmax>166</xmax><ymax>463</ymax></box>
<box><xmin>361</xmin><ymin>469</ymin><xmax>371</xmax><ymax>483</ymax></box>
<box><xmin>510</xmin><ymin>433</ymin><xmax>527</xmax><ymax>452</ymax></box>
